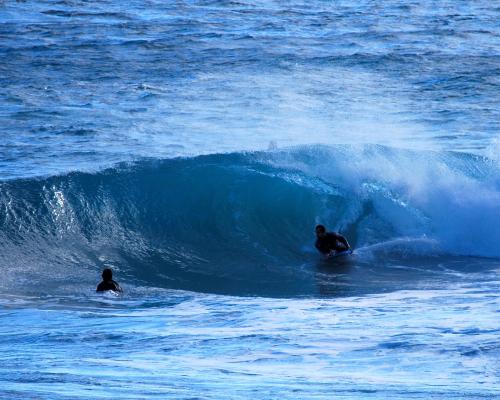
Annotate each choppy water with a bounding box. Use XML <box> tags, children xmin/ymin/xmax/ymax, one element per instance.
<box><xmin>1</xmin><ymin>1</ymin><xmax>499</xmax><ymax>398</ymax></box>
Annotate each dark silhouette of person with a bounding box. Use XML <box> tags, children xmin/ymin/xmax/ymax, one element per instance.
<box><xmin>96</xmin><ymin>268</ymin><xmax>122</xmax><ymax>293</ymax></box>
<box><xmin>315</xmin><ymin>224</ymin><xmax>350</xmax><ymax>256</ymax></box>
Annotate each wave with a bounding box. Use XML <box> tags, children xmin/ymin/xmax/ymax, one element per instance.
<box><xmin>0</xmin><ymin>145</ymin><xmax>498</xmax><ymax>296</ymax></box>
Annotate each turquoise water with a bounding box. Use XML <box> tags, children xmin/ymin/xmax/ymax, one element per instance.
<box><xmin>0</xmin><ymin>1</ymin><xmax>499</xmax><ymax>398</ymax></box>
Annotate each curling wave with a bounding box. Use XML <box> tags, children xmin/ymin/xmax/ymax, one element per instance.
<box><xmin>0</xmin><ymin>145</ymin><xmax>498</xmax><ymax>296</ymax></box>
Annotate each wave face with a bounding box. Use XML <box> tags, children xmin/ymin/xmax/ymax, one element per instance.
<box><xmin>0</xmin><ymin>145</ymin><xmax>499</xmax><ymax>296</ymax></box>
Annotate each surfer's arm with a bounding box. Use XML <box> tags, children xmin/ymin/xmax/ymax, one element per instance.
<box><xmin>315</xmin><ymin>240</ymin><xmax>328</xmax><ymax>255</ymax></box>
<box><xmin>337</xmin><ymin>234</ymin><xmax>350</xmax><ymax>250</ymax></box>
<box><xmin>112</xmin><ymin>281</ymin><xmax>123</xmax><ymax>293</ymax></box>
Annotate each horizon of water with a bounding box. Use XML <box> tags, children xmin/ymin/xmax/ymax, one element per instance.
<box><xmin>0</xmin><ymin>1</ymin><xmax>499</xmax><ymax>399</ymax></box>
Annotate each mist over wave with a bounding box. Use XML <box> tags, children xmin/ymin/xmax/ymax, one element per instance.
<box><xmin>2</xmin><ymin>0</ymin><xmax>499</xmax><ymax>179</ymax></box>
<box><xmin>0</xmin><ymin>144</ymin><xmax>498</xmax><ymax>297</ymax></box>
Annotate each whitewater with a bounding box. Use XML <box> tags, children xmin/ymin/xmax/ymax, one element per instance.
<box><xmin>0</xmin><ymin>1</ymin><xmax>499</xmax><ymax>399</ymax></box>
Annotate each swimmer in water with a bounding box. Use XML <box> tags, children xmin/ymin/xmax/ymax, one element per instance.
<box><xmin>96</xmin><ymin>268</ymin><xmax>122</xmax><ymax>293</ymax></box>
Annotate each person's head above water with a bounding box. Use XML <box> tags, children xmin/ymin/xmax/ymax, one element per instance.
<box><xmin>315</xmin><ymin>224</ymin><xmax>326</xmax><ymax>238</ymax></box>
<box><xmin>97</xmin><ymin>268</ymin><xmax>122</xmax><ymax>293</ymax></box>
<box><xmin>102</xmin><ymin>268</ymin><xmax>113</xmax><ymax>281</ymax></box>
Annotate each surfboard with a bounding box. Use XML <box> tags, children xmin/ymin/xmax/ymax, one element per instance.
<box><xmin>327</xmin><ymin>249</ymin><xmax>353</xmax><ymax>259</ymax></box>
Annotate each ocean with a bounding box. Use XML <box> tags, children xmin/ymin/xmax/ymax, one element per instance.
<box><xmin>0</xmin><ymin>1</ymin><xmax>499</xmax><ymax>398</ymax></box>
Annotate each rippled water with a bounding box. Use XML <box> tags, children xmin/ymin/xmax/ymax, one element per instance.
<box><xmin>0</xmin><ymin>0</ymin><xmax>499</xmax><ymax>398</ymax></box>
<box><xmin>1</xmin><ymin>285</ymin><xmax>499</xmax><ymax>399</ymax></box>
<box><xmin>1</xmin><ymin>0</ymin><xmax>499</xmax><ymax>179</ymax></box>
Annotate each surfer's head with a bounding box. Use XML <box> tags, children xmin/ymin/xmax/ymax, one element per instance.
<box><xmin>102</xmin><ymin>268</ymin><xmax>113</xmax><ymax>281</ymax></box>
<box><xmin>315</xmin><ymin>224</ymin><xmax>326</xmax><ymax>238</ymax></box>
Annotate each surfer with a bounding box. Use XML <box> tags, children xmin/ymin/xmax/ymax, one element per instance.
<box><xmin>315</xmin><ymin>224</ymin><xmax>351</xmax><ymax>257</ymax></box>
<box><xmin>96</xmin><ymin>268</ymin><xmax>123</xmax><ymax>293</ymax></box>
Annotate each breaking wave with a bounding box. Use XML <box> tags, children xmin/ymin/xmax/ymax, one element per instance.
<box><xmin>0</xmin><ymin>145</ymin><xmax>498</xmax><ymax>296</ymax></box>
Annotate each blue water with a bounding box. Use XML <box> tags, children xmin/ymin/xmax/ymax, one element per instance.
<box><xmin>1</xmin><ymin>1</ymin><xmax>499</xmax><ymax>398</ymax></box>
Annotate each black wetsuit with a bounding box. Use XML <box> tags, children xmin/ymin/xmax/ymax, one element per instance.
<box><xmin>96</xmin><ymin>280</ymin><xmax>122</xmax><ymax>293</ymax></box>
<box><xmin>315</xmin><ymin>232</ymin><xmax>350</xmax><ymax>255</ymax></box>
